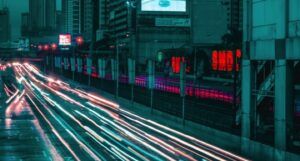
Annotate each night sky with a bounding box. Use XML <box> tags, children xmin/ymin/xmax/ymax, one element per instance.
<box><xmin>1</xmin><ymin>0</ymin><xmax>61</xmax><ymax>41</ymax></box>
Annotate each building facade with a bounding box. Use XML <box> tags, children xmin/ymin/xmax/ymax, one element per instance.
<box><xmin>96</xmin><ymin>0</ymin><xmax>109</xmax><ymax>41</ymax></box>
<box><xmin>99</xmin><ymin>0</ymin><xmax>109</xmax><ymax>31</ymax></box>
<box><xmin>0</xmin><ymin>7</ymin><xmax>10</xmax><ymax>42</ymax></box>
<box><xmin>62</xmin><ymin>0</ymin><xmax>82</xmax><ymax>35</ymax></box>
<box><xmin>29</xmin><ymin>0</ymin><xmax>56</xmax><ymax>36</ymax></box>
<box><xmin>21</xmin><ymin>12</ymin><xmax>30</xmax><ymax>37</ymax></box>
<box><xmin>45</xmin><ymin>0</ymin><xmax>57</xmax><ymax>30</ymax></box>
<box><xmin>229</xmin><ymin>0</ymin><xmax>243</xmax><ymax>31</ymax></box>
<box><xmin>56</xmin><ymin>11</ymin><xmax>64</xmax><ymax>33</ymax></box>
<box><xmin>192</xmin><ymin>0</ymin><xmax>242</xmax><ymax>45</ymax></box>
<box><xmin>29</xmin><ymin>0</ymin><xmax>45</xmax><ymax>30</ymax></box>
<box><xmin>242</xmin><ymin>0</ymin><xmax>300</xmax><ymax>160</ymax></box>
<box><xmin>106</xmin><ymin>0</ymin><xmax>191</xmax><ymax>63</ymax></box>
<box><xmin>192</xmin><ymin>0</ymin><xmax>228</xmax><ymax>44</ymax></box>
<box><xmin>77</xmin><ymin>0</ymin><xmax>243</xmax><ymax>63</ymax></box>
<box><xmin>83</xmin><ymin>0</ymin><xmax>99</xmax><ymax>42</ymax></box>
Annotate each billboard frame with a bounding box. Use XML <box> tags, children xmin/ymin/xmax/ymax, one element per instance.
<box><xmin>59</xmin><ymin>34</ymin><xmax>72</xmax><ymax>46</ymax></box>
<box><xmin>137</xmin><ymin>0</ymin><xmax>190</xmax><ymax>16</ymax></box>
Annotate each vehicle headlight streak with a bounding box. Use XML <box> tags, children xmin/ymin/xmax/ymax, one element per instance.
<box><xmin>7</xmin><ymin>62</ymin><xmax>249</xmax><ymax>161</ymax></box>
<box><xmin>14</xmin><ymin>64</ymin><xmax>101</xmax><ymax>160</ymax></box>
<box><xmin>75</xmin><ymin>109</ymin><xmax>162</xmax><ymax>161</ymax></box>
<box><xmin>121</xmin><ymin>110</ymin><xmax>248</xmax><ymax>161</ymax></box>
<box><xmin>26</xmin><ymin>94</ymin><xmax>81</xmax><ymax>161</ymax></box>
<box><xmin>28</xmin><ymin>90</ymin><xmax>104</xmax><ymax>161</ymax></box>
<box><xmin>26</xmin><ymin>68</ymin><xmax>192</xmax><ymax>160</ymax></box>
<box><xmin>86</xmin><ymin>103</ymin><xmax>185</xmax><ymax>160</ymax></box>
<box><xmin>5</xmin><ymin>89</ymin><xmax>19</xmax><ymax>104</ymax></box>
<box><xmin>84</xmin><ymin>101</ymin><xmax>205</xmax><ymax>160</ymax></box>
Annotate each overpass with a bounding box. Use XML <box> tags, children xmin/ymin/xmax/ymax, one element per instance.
<box><xmin>0</xmin><ymin>48</ymin><xmax>42</xmax><ymax>62</ymax></box>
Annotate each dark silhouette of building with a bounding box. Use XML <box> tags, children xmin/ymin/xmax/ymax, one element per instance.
<box><xmin>83</xmin><ymin>0</ymin><xmax>99</xmax><ymax>42</ymax></box>
<box><xmin>28</xmin><ymin>0</ymin><xmax>56</xmax><ymax>37</ymax></box>
<box><xmin>21</xmin><ymin>12</ymin><xmax>30</xmax><ymax>37</ymax></box>
<box><xmin>0</xmin><ymin>7</ymin><xmax>10</xmax><ymax>42</ymax></box>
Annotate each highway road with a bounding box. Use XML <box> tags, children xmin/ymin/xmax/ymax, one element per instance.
<box><xmin>0</xmin><ymin>62</ymin><xmax>248</xmax><ymax>161</ymax></box>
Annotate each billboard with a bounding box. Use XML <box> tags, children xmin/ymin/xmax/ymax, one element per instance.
<box><xmin>59</xmin><ymin>34</ymin><xmax>71</xmax><ymax>46</ymax></box>
<box><xmin>141</xmin><ymin>0</ymin><xmax>186</xmax><ymax>12</ymax></box>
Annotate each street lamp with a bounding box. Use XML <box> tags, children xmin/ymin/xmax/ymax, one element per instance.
<box><xmin>50</xmin><ymin>43</ymin><xmax>57</xmax><ymax>72</ymax></box>
<box><xmin>38</xmin><ymin>45</ymin><xmax>43</xmax><ymax>51</ymax></box>
<box><xmin>51</xmin><ymin>43</ymin><xmax>57</xmax><ymax>51</ymax></box>
<box><xmin>72</xmin><ymin>36</ymin><xmax>84</xmax><ymax>80</ymax></box>
<box><xmin>76</xmin><ymin>36</ymin><xmax>84</xmax><ymax>46</ymax></box>
<box><xmin>43</xmin><ymin>44</ymin><xmax>50</xmax><ymax>51</ymax></box>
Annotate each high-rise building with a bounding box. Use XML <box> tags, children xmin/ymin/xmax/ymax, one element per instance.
<box><xmin>228</xmin><ymin>0</ymin><xmax>243</xmax><ymax>31</ymax></box>
<box><xmin>56</xmin><ymin>11</ymin><xmax>64</xmax><ymax>33</ymax></box>
<box><xmin>21</xmin><ymin>13</ymin><xmax>29</xmax><ymax>27</ymax></box>
<box><xmin>99</xmin><ymin>0</ymin><xmax>109</xmax><ymax>31</ymax></box>
<box><xmin>0</xmin><ymin>7</ymin><xmax>10</xmax><ymax>42</ymax></box>
<box><xmin>29</xmin><ymin>0</ymin><xmax>45</xmax><ymax>30</ymax></box>
<box><xmin>83</xmin><ymin>0</ymin><xmax>99</xmax><ymax>42</ymax></box>
<box><xmin>45</xmin><ymin>0</ymin><xmax>57</xmax><ymax>30</ymax></box>
<box><xmin>108</xmin><ymin>0</ymin><xmax>131</xmax><ymax>40</ymax></box>
<box><xmin>192</xmin><ymin>0</ymin><xmax>228</xmax><ymax>44</ymax></box>
<box><xmin>96</xmin><ymin>0</ymin><xmax>109</xmax><ymax>41</ymax></box>
<box><xmin>107</xmin><ymin>0</ymin><xmax>191</xmax><ymax>63</ymax></box>
<box><xmin>192</xmin><ymin>0</ymin><xmax>242</xmax><ymax>45</ymax></box>
<box><xmin>29</xmin><ymin>0</ymin><xmax>56</xmax><ymax>36</ymax></box>
<box><xmin>21</xmin><ymin>12</ymin><xmax>30</xmax><ymax>37</ymax></box>
<box><xmin>62</xmin><ymin>0</ymin><xmax>82</xmax><ymax>35</ymax></box>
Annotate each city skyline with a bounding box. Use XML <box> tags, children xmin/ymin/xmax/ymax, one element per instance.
<box><xmin>0</xmin><ymin>0</ymin><xmax>61</xmax><ymax>40</ymax></box>
<box><xmin>0</xmin><ymin>1</ymin><xmax>299</xmax><ymax>161</ymax></box>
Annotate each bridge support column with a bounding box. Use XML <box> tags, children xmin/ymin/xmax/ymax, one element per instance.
<box><xmin>241</xmin><ymin>60</ymin><xmax>255</xmax><ymax>157</ymax></box>
<box><xmin>274</xmin><ymin>60</ymin><xmax>294</xmax><ymax>161</ymax></box>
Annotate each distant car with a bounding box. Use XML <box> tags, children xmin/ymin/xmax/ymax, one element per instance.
<box><xmin>159</xmin><ymin>0</ymin><xmax>170</xmax><ymax>7</ymax></box>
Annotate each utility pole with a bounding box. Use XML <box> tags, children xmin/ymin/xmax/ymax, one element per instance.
<box><xmin>72</xmin><ymin>46</ymin><xmax>75</xmax><ymax>80</ymax></box>
<box><xmin>0</xmin><ymin>66</ymin><xmax>3</xmax><ymax>99</ymax></box>
<box><xmin>88</xmin><ymin>0</ymin><xmax>98</xmax><ymax>86</ymax></box>
<box><xmin>180</xmin><ymin>62</ymin><xmax>186</xmax><ymax>125</ymax></box>
<box><xmin>115</xmin><ymin>39</ymin><xmax>119</xmax><ymax>98</ymax></box>
<box><xmin>233</xmin><ymin>50</ymin><xmax>237</xmax><ymax>109</ymax></box>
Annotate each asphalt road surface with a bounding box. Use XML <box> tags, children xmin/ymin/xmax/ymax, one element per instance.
<box><xmin>0</xmin><ymin>62</ymin><xmax>248</xmax><ymax>161</ymax></box>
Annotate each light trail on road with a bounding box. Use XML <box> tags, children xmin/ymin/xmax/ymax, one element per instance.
<box><xmin>2</xmin><ymin>62</ymin><xmax>249</xmax><ymax>161</ymax></box>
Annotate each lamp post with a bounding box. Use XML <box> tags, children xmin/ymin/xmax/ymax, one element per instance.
<box><xmin>43</xmin><ymin>44</ymin><xmax>50</xmax><ymax>73</ymax></box>
<box><xmin>73</xmin><ymin>36</ymin><xmax>84</xmax><ymax>80</ymax></box>
<box><xmin>115</xmin><ymin>40</ymin><xmax>119</xmax><ymax>98</ymax></box>
<box><xmin>51</xmin><ymin>43</ymin><xmax>57</xmax><ymax>72</ymax></box>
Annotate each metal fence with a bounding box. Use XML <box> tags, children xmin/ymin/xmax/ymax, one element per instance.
<box><xmin>46</xmin><ymin>55</ymin><xmax>239</xmax><ymax>135</ymax></box>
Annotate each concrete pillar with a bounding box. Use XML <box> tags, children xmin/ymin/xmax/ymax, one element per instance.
<box><xmin>0</xmin><ymin>70</ymin><xmax>3</xmax><ymax>99</ymax></box>
<box><xmin>274</xmin><ymin>60</ymin><xmax>294</xmax><ymax>161</ymax></box>
<box><xmin>77</xmin><ymin>58</ymin><xmax>82</xmax><ymax>73</ymax></box>
<box><xmin>241</xmin><ymin>60</ymin><xmax>255</xmax><ymax>156</ymax></box>
<box><xmin>98</xmin><ymin>59</ymin><xmax>106</xmax><ymax>79</ymax></box>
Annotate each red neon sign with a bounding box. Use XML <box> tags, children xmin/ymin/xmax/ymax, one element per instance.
<box><xmin>212</xmin><ymin>49</ymin><xmax>242</xmax><ymax>72</ymax></box>
<box><xmin>171</xmin><ymin>57</ymin><xmax>186</xmax><ymax>73</ymax></box>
